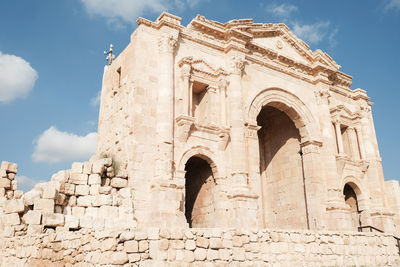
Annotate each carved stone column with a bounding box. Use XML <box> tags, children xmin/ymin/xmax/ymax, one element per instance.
<box><xmin>228</xmin><ymin>56</ymin><xmax>248</xmax><ymax>186</ymax></box>
<box><xmin>347</xmin><ymin>126</ymin><xmax>360</xmax><ymax>160</ymax></box>
<box><xmin>149</xmin><ymin>34</ymin><xmax>187</xmax><ymax>228</ymax></box>
<box><xmin>355</xmin><ymin>126</ymin><xmax>365</xmax><ymax>160</ymax></box>
<box><xmin>155</xmin><ymin>35</ymin><xmax>177</xmax><ymax>181</ymax></box>
<box><xmin>300</xmin><ymin>140</ymin><xmax>326</xmax><ymax>230</ymax></box>
<box><xmin>207</xmin><ymin>85</ymin><xmax>218</xmax><ymax>126</ymax></box>
<box><xmin>333</xmin><ymin>120</ymin><xmax>345</xmax><ymax>156</ymax></box>
<box><xmin>226</xmin><ymin>55</ymin><xmax>258</xmax><ymax>228</ymax></box>
<box><xmin>181</xmin><ymin>63</ymin><xmax>191</xmax><ymax>116</ymax></box>
<box><xmin>218</xmin><ymin>78</ymin><xmax>228</xmax><ymax>127</ymax></box>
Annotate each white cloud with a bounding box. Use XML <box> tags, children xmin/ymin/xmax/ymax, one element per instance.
<box><xmin>267</xmin><ymin>3</ymin><xmax>298</xmax><ymax>18</ymax></box>
<box><xmin>0</xmin><ymin>52</ymin><xmax>38</xmax><ymax>103</ymax></box>
<box><xmin>385</xmin><ymin>0</ymin><xmax>400</xmax><ymax>11</ymax></box>
<box><xmin>291</xmin><ymin>21</ymin><xmax>331</xmax><ymax>44</ymax></box>
<box><xmin>90</xmin><ymin>91</ymin><xmax>101</xmax><ymax>106</ymax></box>
<box><xmin>32</xmin><ymin>126</ymin><xmax>97</xmax><ymax>164</ymax></box>
<box><xmin>80</xmin><ymin>0</ymin><xmax>206</xmax><ymax>26</ymax></box>
<box><xmin>15</xmin><ymin>175</ymin><xmax>46</xmax><ymax>192</ymax></box>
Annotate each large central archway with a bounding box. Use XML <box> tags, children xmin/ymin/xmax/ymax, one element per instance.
<box><xmin>257</xmin><ymin>105</ymin><xmax>308</xmax><ymax>229</ymax></box>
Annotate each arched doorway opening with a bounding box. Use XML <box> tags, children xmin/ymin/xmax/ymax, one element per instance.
<box><xmin>343</xmin><ymin>183</ymin><xmax>361</xmax><ymax>230</ymax></box>
<box><xmin>184</xmin><ymin>156</ymin><xmax>216</xmax><ymax>228</ymax></box>
<box><xmin>257</xmin><ymin>105</ymin><xmax>308</xmax><ymax>229</ymax></box>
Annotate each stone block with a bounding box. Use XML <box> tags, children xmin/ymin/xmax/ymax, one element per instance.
<box><xmin>60</xmin><ymin>183</ymin><xmax>75</xmax><ymax>195</ymax></box>
<box><xmin>1</xmin><ymin>161</ymin><xmax>18</xmax><ymax>173</ymax></box>
<box><xmin>23</xmin><ymin>210</ymin><xmax>42</xmax><ymax>225</ymax></box>
<box><xmin>3</xmin><ymin>199</ymin><xmax>24</xmax><ymax>214</ymax></box>
<box><xmin>110</xmin><ymin>178</ymin><xmax>128</xmax><ymax>188</ymax></box>
<box><xmin>55</xmin><ymin>193</ymin><xmax>66</xmax><ymax>205</ymax></box>
<box><xmin>34</xmin><ymin>199</ymin><xmax>54</xmax><ymax>213</ymax></box>
<box><xmin>138</xmin><ymin>240</ymin><xmax>149</xmax><ymax>252</ymax></box>
<box><xmin>75</xmin><ymin>185</ymin><xmax>90</xmax><ymax>196</ymax></box>
<box><xmin>71</xmin><ymin>162</ymin><xmax>83</xmax><ymax>173</ymax></box>
<box><xmin>77</xmin><ymin>196</ymin><xmax>93</xmax><ymax>207</ymax></box>
<box><xmin>27</xmin><ymin>224</ymin><xmax>44</xmax><ymax>235</ymax></box>
<box><xmin>23</xmin><ymin>190</ymin><xmax>41</xmax><ymax>206</ymax></box>
<box><xmin>11</xmin><ymin>180</ymin><xmax>17</xmax><ymax>190</ymax></box>
<box><xmin>110</xmin><ymin>251</ymin><xmax>128</xmax><ymax>265</ymax></box>
<box><xmin>120</xmin><ymin>231</ymin><xmax>135</xmax><ymax>242</ymax></box>
<box><xmin>0</xmin><ymin>178</ymin><xmax>11</xmax><ymax>189</ymax></box>
<box><xmin>101</xmin><ymin>237</ymin><xmax>118</xmax><ymax>251</ymax></box>
<box><xmin>209</xmin><ymin>237</ymin><xmax>223</xmax><ymax>249</ymax></box>
<box><xmin>125</xmin><ymin>240</ymin><xmax>139</xmax><ymax>253</ymax></box>
<box><xmin>98</xmin><ymin>205</ymin><xmax>118</xmax><ymax>218</ymax></box>
<box><xmin>0</xmin><ymin>187</ymin><xmax>5</xmax><ymax>197</ymax></box>
<box><xmin>7</xmin><ymin>172</ymin><xmax>15</xmax><ymax>180</ymax></box>
<box><xmin>42</xmin><ymin>184</ymin><xmax>57</xmax><ymax>199</ymax></box>
<box><xmin>79</xmin><ymin>216</ymin><xmax>93</xmax><ymax>228</ymax></box>
<box><xmin>89</xmin><ymin>184</ymin><xmax>100</xmax><ymax>195</ymax></box>
<box><xmin>14</xmin><ymin>190</ymin><xmax>23</xmax><ymax>199</ymax></box>
<box><xmin>85</xmin><ymin>207</ymin><xmax>98</xmax><ymax>217</ymax></box>
<box><xmin>70</xmin><ymin>173</ymin><xmax>88</xmax><ymax>185</ymax></box>
<box><xmin>65</xmin><ymin>215</ymin><xmax>79</xmax><ymax>229</ymax></box>
<box><xmin>88</xmin><ymin>174</ymin><xmax>101</xmax><ymax>185</ymax></box>
<box><xmin>0</xmin><ymin>169</ymin><xmax>6</xmax><ymax>178</ymax></box>
<box><xmin>194</xmin><ymin>248</ymin><xmax>207</xmax><ymax>261</ymax></box>
<box><xmin>196</xmin><ymin>236</ymin><xmax>209</xmax><ymax>248</ymax></box>
<box><xmin>99</xmin><ymin>186</ymin><xmax>112</xmax><ymax>194</ymax></box>
<box><xmin>185</xmin><ymin>239</ymin><xmax>196</xmax><ymax>250</ymax></box>
<box><xmin>83</xmin><ymin>162</ymin><xmax>92</xmax><ymax>174</ymax></box>
<box><xmin>4</xmin><ymin>213</ymin><xmax>20</xmax><ymax>225</ymax></box>
<box><xmin>92</xmin><ymin>162</ymin><xmax>106</xmax><ymax>174</ymax></box>
<box><xmin>42</xmin><ymin>213</ymin><xmax>64</xmax><ymax>227</ymax></box>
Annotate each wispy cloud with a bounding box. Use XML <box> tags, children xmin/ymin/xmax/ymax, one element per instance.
<box><xmin>0</xmin><ymin>52</ymin><xmax>38</xmax><ymax>103</ymax></box>
<box><xmin>291</xmin><ymin>21</ymin><xmax>330</xmax><ymax>44</ymax></box>
<box><xmin>80</xmin><ymin>0</ymin><xmax>208</xmax><ymax>27</ymax></box>
<box><xmin>267</xmin><ymin>3</ymin><xmax>298</xmax><ymax>19</ymax></box>
<box><xmin>15</xmin><ymin>175</ymin><xmax>46</xmax><ymax>192</ymax></box>
<box><xmin>32</xmin><ymin>126</ymin><xmax>97</xmax><ymax>164</ymax></box>
<box><xmin>266</xmin><ymin>3</ymin><xmax>337</xmax><ymax>46</ymax></box>
<box><xmin>385</xmin><ymin>0</ymin><xmax>400</xmax><ymax>11</ymax></box>
<box><xmin>90</xmin><ymin>91</ymin><xmax>101</xmax><ymax>106</ymax></box>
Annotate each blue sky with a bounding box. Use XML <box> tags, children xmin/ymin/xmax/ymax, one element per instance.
<box><xmin>0</xmin><ymin>0</ymin><xmax>399</xmax><ymax>191</ymax></box>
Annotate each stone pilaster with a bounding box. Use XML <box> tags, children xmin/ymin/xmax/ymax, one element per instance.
<box><xmin>155</xmin><ymin>34</ymin><xmax>178</xmax><ymax>181</ymax></box>
<box><xmin>226</xmin><ymin>55</ymin><xmax>258</xmax><ymax>228</ymax></box>
<box><xmin>300</xmin><ymin>140</ymin><xmax>326</xmax><ymax>230</ymax></box>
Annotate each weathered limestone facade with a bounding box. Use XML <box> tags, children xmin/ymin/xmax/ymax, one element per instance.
<box><xmin>1</xmin><ymin>12</ymin><xmax>400</xmax><ymax>266</ymax></box>
<box><xmin>96</xmin><ymin>12</ymin><xmax>400</xmax><ymax>234</ymax></box>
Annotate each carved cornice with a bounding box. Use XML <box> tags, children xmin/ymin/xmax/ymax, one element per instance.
<box><xmin>140</xmin><ymin>12</ymin><xmax>353</xmax><ymax>91</ymax></box>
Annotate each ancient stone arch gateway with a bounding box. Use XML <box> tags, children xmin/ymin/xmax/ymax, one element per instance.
<box><xmin>94</xmin><ymin>12</ymin><xmax>400</xmax><ymax>233</ymax></box>
<box><xmin>2</xmin><ymin>12</ymin><xmax>400</xmax><ymax>266</ymax></box>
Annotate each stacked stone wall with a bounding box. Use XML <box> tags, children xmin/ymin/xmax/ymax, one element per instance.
<box><xmin>0</xmin><ymin>159</ymin><xmax>136</xmax><ymax>238</ymax></box>
<box><xmin>0</xmin><ymin>227</ymin><xmax>399</xmax><ymax>266</ymax></box>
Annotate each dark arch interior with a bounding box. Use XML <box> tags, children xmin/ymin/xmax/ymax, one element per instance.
<box><xmin>184</xmin><ymin>156</ymin><xmax>216</xmax><ymax>228</ymax></box>
<box><xmin>343</xmin><ymin>183</ymin><xmax>361</xmax><ymax>229</ymax></box>
<box><xmin>257</xmin><ymin>105</ymin><xmax>307</xmax><ymax>229</ymax></box>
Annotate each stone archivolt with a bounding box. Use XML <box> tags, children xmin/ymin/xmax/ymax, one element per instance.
<box><xmin>1</xmin><ymin>12</ymin><xmax>400</xmax><ymax>266</ymax></box>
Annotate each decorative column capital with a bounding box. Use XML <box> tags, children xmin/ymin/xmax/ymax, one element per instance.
<box><xmin>218</xmin><ymin>78</ymin><xmax>228</xmax><ymax>90</ymax></box>
<box><xmin>158</xmin><ymin>35</ymin><xmax>178</xmax><ymax>54</ymax></box>
<box><xmin>358</xmin><ymin>104</ymin><xmax>371</xmax><ymax>119</ymax></box>
<box><xmin>181</xmin><ymin>63</ymin><xmax>191</xmax><ymax>78</ymax></box>
<box><xmin>314</xmin><ymin>89</ymin><xmax>331</xmax><ymax>105</ymax></box>
<box><xmin>229</xmin><ymin>56</ymin><xmax>246</xmax><ymax>75</ymax></box>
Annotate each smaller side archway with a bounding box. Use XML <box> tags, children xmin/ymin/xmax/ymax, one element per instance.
<box><xmin>176</xmin><ymin>146</ymin><xmax>225</xmax><ymax>228</ymax></box>
<box><xmin>342</xmin><ymin>180</ymin><xmax>363</xmax><ymax>230</ymax></box>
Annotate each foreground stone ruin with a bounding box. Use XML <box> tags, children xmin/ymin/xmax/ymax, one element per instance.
<box><xmin>1</xmin><ymin>12</ymin><xmax>400</xmax><ymax>266</ymax></box>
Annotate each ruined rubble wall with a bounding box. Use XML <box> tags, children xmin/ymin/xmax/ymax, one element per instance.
<box><xmin>0</xmin><ymin>159</ymin><xmax>136</xmax><ymax>238</ymax></box>
<box><xmin>0</xmin><ymin>227</ymin><xmax>399</xmax><ymax>266</ymax></box>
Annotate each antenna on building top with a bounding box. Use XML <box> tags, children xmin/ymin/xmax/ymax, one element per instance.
<box><xmin>104</xmin><ymin>44</ymin><xmax>115</xmax><ymax>65</ymax></box>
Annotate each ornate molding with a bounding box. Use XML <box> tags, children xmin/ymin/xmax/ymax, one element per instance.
<box><xmin>158</xmin><ymin>35</ymin><xmax>178</xmax><ymax>54</ymax></box>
